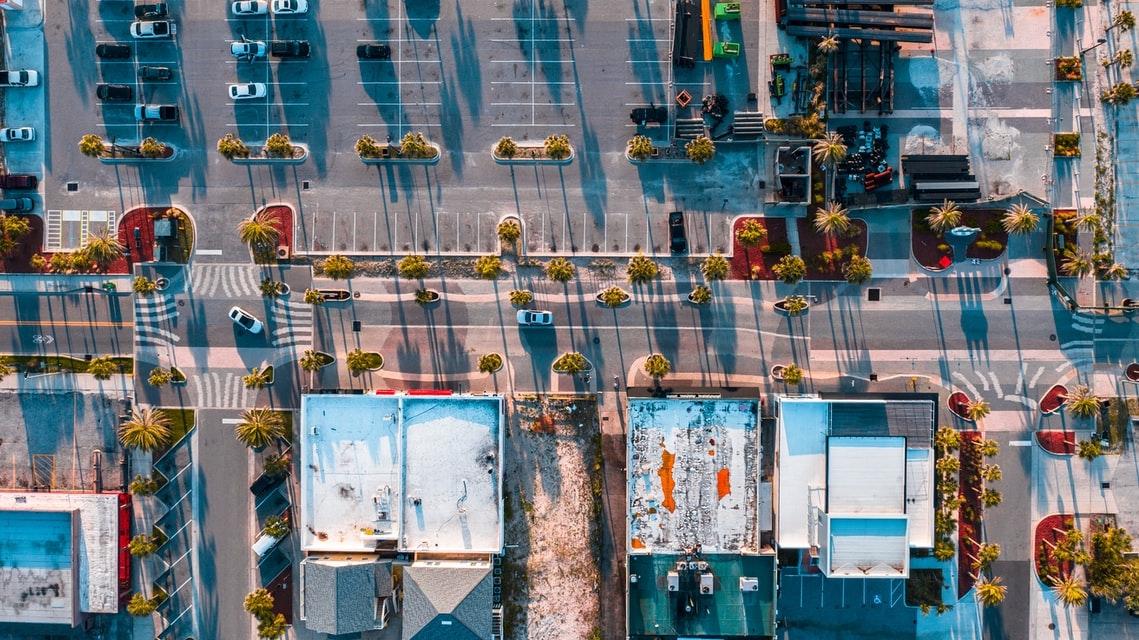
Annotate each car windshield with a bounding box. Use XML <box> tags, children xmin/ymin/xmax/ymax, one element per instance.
<box><xmin>237</xmin><ymin>314</ymin><xmax>254</xmax><ymax>328</ymax></box>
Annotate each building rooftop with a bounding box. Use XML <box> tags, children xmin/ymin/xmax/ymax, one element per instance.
<box><xmin>627</xmin><ymin>553</ymin><xmax>775</xmax><ymax>639</ymax></box>
<box><xmin>300</xmin><ymin>394</ymin><xmax>503</xmax><ymax>555</ymax></box>
<box><xmin>775</xmin><ymin>396</ymin><xmax>935</xmax><ymax>568</ymax></box>
<box><xmin>402</xmin><ymin>561</ymin><xmax>493</xmax><ymax>640</ymax></box>
<box><xmin>0</xmin><ymin>492</ymin><xmax>121</xmax><ymax>625</ymax></box>
<box><xmin>627</xmin><ymin>398</ymin><xmax>760</xmax><ymax>554</ymax></box>
<box><xmin>301</xmin><ymin>556</ymin><xmax>393</xmax><ymax>636</ymax></box>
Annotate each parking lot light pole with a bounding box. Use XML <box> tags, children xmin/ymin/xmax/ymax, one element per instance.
<box><xmin>1080</xmin><ymin>38</ymin><xmax>1107</xmax><ymax>56</ymax></box>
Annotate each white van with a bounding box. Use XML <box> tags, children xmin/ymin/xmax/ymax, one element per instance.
<box><xmin>252</xmin><ymin>532</ymin><xmax>283</xmax><ymax>558</ymax></box>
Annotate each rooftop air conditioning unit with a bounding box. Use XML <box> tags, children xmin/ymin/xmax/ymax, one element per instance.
<box><xmin>740</xmin><ymin>577</ymin><xmax>759</xmax><ymax>592</ymax></box>
<box><xmin>700</xmin><ymin>573</ymin><xmax>714</xmax><ymax>595</ymax></box>
<box><xmin>667</xmin><ymin>572</ymin><xmax>679</xmax><ymax>592</ymax></box>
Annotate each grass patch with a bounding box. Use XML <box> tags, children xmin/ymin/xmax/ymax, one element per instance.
<box><xmin>1101</xmin><ymin>399</ymin><xmax>1135</xmax><ymax>450</ymax></box>
<box><xmin>273</xmin><ymin>410</ymin><xmax>294</xmax><ymax>444</ymax></box>
<box><xmin>3</xmin><ymin>354</ymin><xmax>133</xmax><ymax>375</ymax></box>
<box><xmin>906</xmin><ymin>568</ymin><xmax>944</xmax><ymax>607</ymax></box>
<box><xmin>161</xmin><ymin>408</ymin><xmax>196</xmax><ymax>445</ymax></box>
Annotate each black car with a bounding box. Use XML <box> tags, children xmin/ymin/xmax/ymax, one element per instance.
<box><xmin>356</xmin><ymin>43</ymin><xmax>391</xmax><ymax>60</ymax></box>
<box><xmin>669</xmin><ymin>211</ymin><xmax>687</xmax><ymax>253</ymax></box>
<box><xmin>134</xmin><ymin>2</ymin><xmax>168</xmax><ymax>18</ymax></box>
<box><xmin>96</xmin><ymin>43</ymin><xmax>132</xmax><ymax>59</ymax></box>
<box><xmin>96</xmin><ymin>83</ymin><xmax>133</xmax><ymax>102</ymax></box>
<box><xmin>271</xmin><ymin>40</ymin><xmax>310</xmax><ymax>58</ymax></box>
<box><xmin>0</xmin><ymin>174</ymin><xmax>37</xmax><ymax>190</ymax></box>
<box><xmin>0</xmin><ymin>197</ymin><xmax>34</xmax><ymax>213</ymax></box>
<box><xmin>138</xmin><ymin>65</ymin><xmax>172</xmax><ymax>81</ymax></box>
<box><xmin>630</xmin><ymin>106</ymin><xmax>667</xmax><ymax>126</ymax></box>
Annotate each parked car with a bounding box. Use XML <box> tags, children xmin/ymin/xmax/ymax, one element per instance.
<box><xmin>133</xmin><ymin>2</ymin><xmax>168</xmax><ymax>18</ymax></box>
<box><xmin>630</xmin><ymin>105</ymin><xmax>667</xmax><ymax>126</ymax></box>
<box><xmin>228</xmin><ymin>82</ymin><xmax>266</xmax><ymax>100</ymax></box>
<box><xmin>0</xmin><ymin>127</ymin><xmax>35</xmax><ymax>142</ymax></box>
<box><xmin>228</xmin><ymin>306</ymin><xmax>264</xmax><ymax>334</ymax></box>
<box><xmin>138</xmin><ymin>65</ymin><xmax>172</xmax><ymax>81</ymax></box>
<box><xmin>0</xmin><ymin>198</ymin><xmax>34</xmax><ymax>213</ymax></box>
<box><xmin>669</xmin><ymin>211</ymin><xmax>688</xmax><ymax>253</ymax></box>
<box><xmin>270</xmin><ymin>0</ymin><xmax>308</xmax><ymax>14</ymax></box>
<box><xmin>0</xmin><ymin>174</ymin><xmax>38</xmax><ymax>190</ymax></box>
<box><xmin>96</xmin><ymin>83</ymin><xmax>133</xmax><ymax>102</ymax></box>
<box><xmin>231</xmin><ymin>37</ymin><xmax>267</xmax><ymax>60</ymax></box>
<box><xmin>0</xmin><ymin>70</ymin><xmax>39</xmax><ymax>87</ymax></box>
<box><xmin>232</xmin><ymin>0</ymin><xmax>268</xmax><ymax>14</ymax></box>
<box><xmin>356</xmin><ymin>43</ymin><xmax>391</xmax><ymax>60</ymax></box>
<box><xmin>516</xmin><ymin>310</ymin><xmax>553</xmax><ymax>326</ymax></box>
<box><xmin>270</xmin><ymin>40</ymin><xmax>310</xmax><ymax>58</ymax></box>
<box><xmin>130</xmin><ymin>20</ymin><xmax>176</xmax><ymax>39</ymax></box>
<box><xmin>96</xmin><ymin>43</ymin><xmax>132</xmax><ymax>59</ymax></box>
<box><xmin>134</xmin><ymin>104</ymin><xmax>179</xmax><ymax>122</ymax></box>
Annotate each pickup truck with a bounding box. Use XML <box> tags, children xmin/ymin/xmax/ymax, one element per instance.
<box><xmin>134</xmin><ymin>104</ymin><xmax>179</xmax><ymax>122</ymax></box>
<box><xmin>0</xmin><ymin>70</ymin><xmax>39</xmax><ymax>87</ymax></box>
<box><xmin>270</xmin><ymin>40</ymin><xmax>310</xmax><ymax>58</ymax></box>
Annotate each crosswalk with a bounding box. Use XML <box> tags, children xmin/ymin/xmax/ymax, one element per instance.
<box><xmin>271</xmin><ymin>299</ymin><xmax>313</xmax><ymax>349</ymax></box>
<box><xmin>189</xmin><ymin>371</ymin><xmax>254</xmax><ymax>409</ymax></box>
<box><xmin>135</xmin><ymin>295</ymin><xmax>181</xmax><ymax>349</ymax></box>
<box><xmin>189</xmin><ymin>264</ymin><xmax>264</xmax><ymax>298</ymax></box>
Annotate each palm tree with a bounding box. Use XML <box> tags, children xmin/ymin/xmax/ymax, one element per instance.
<box><xmin>243</xmin><ymin>366</ymin><xmax>272</xmax><ymax>389</ymax></box>
<box><xmin>814</xmin><ymin>201</ymin><xmax>851</xmax><ymax>235</ymax></box>
<box><xmin>118</xmin><ymin>408</ymin><xmax>172</xmax><ymax>452</ymax></box>
<box><xmin>926</xmin><ymin>200</ymin><xmax>963</xmax><ymax>233</ymax></box>
<box><xmin>1001</xmin><ymin>203</ymin><xmax>1039</xmax><ymax>234</ymax></box>
<box><xmin>1103</xmin><ymin>262</ymin><xmax>1129</xmax><ymax>281</ymax></box>
<box><xmin>812</xmin><ymin>133</ymin><xmax>847</xmax><ymax>198</ymax></box>
<box><xmin>972</xmin><ymin>542</ymin><xmax>1002</xmax><ymax>574</ymax></box>
<box><xmin>966</xmin><ymin>400</ymin><xmax>991</xmax><ymax>421</ymax></box>
<box><xmin>935</xmin><ymin>426</ymin><xmax>961</xmax><ymax>453</ymax></box>
<box><xmin>1074</xmin><ymin>213</ymin><xmax>1102</xmax><ymax>233</ymax></box>
<box><xmin>1051</xmin><ymin>575</ymin><xmax>1088</xmax><ymax>607</ymax></box>
<box><xmin>975</xmin><ymin>576</ymin><xmax>1007</xmax><ymax>606</ymax></box>
<box><xmin>643</xmin><ymin>354</ymin><xmax>672</xmax><ymax>380</ymax></box>
<box><xmin>817</xmin><ymin>35</ymin><xmax>840</xmax><ymax>54</ymax></box>
<box><xmin>243</xmin><ymin>588</ymin><xmax>275</xmax><ymax>618</ymax></box>
<box><xmin>237</xmin><ymin>212</ymin><xmax>281</xmax><ymax>254</ymax></box>
<box><xmin>82</xmin><ymin>230</ymin><xmax>125</xmax><ymax>271</ymax></box>
<box><xmin>1060</xmin><ymin>248</ymin><xmax>1093</xmax><ymax>277</ymax></box>
<box><xmin>234</xmin><ymin>408</ymin><xmax>286</xmax><ymax>449</ymax></box>
<box><xmin>1065</xmin><ymin>385</ymin><xmax>1101</xmax><ymax>418</ymax></box>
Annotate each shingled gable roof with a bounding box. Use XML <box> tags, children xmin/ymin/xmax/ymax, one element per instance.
<box><xmin>401</xmin><ymin>564</ymin><xmax>493</xmax><ymax>640</ymax></box>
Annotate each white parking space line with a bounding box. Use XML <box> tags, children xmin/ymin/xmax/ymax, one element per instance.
<box><xmin>226</xmin><ymin>123</ymin><xmax>311</xmax><ymax>127</ymax></box>
<box><xmin>227</xmin><ymin>102</ymin><xmax>310</xmax><ymax>107</ymax></box>
<box><xmin>491</xmin><ymin>102</ymin><xmax>575</xmax><ymax>106</ymax></box>
<box><xmin>356</xmin><ymin>123</ymin><xmax>439</xmax><ymax>127</ymax></box>
<box><xmin>358</xmin><ymin>81</ymin><xmax>441</xmax><ymax>85</ymax></box>
<box><xmin>490</xmin><ymin>81</ymin><xmax>577</xmax><ymax>85</ymax></box>
<box><xmin>490</xmin><ymin>123</ymin><xmax>575</xmax><ymax>127</ymax></box>
<box><xmin>358</xmin><ymin>102</ymin><xmax>441</xmax><ymax>106</ymax></box>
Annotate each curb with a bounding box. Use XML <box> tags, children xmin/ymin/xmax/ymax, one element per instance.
<box><xmin>493</xmin><ymin>145</ymin><xmax>575</xmax><ymax>166</ymax></box>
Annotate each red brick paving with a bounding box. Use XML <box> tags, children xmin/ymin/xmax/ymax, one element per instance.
<box><xmin>728</xmin><ymin>217</ymin><xmax>789</xmax><ymax>280</ymax></box>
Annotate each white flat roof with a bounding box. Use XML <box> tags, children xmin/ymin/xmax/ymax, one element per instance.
<box><xmin>0</xmin><ymin>492</ymin><xmax>120</xmax><ymax>616</ymax></box>
<box><xmin>905</xmin><ymin>448</ymin><xmax>934</xmax><ymax>548</ymax></box>
<box><xmin>824</xmin><ymin>514</ymin><xmax>910</xmax><ymax>578</ymax></box>
<box><xmin>775</xmin><ymin>398</ymin><xmax>828</xmax><ymax>548</ymax></box>
<box><xmin>627</xmin><ymin>398</ymin><xmax>759</xmax><ymax>554</ymax></box>
<box><xmin>300</xmin><ymin>394</ymin><xmax>503</xmax><ymax>555</ymax></box>
<box><xmin>827</xmin><ymin>437</ymin><xmax>906</xmax><ymax>514</ymax></box>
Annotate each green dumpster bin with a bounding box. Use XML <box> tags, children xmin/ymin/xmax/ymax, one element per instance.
<box><xmin>713</xmin><ymin>41</ymin><xmax>740</xmax><ymax>58</ymax></box>
<box><xmin>714</xmin><ymin>2</ymin><xmax>741</xmax><ymax>19</ymax></box>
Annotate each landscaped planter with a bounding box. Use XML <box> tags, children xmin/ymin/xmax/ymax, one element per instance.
<box><xmin>947</xmin><ymin>391</ymin><xmax>971</xmax><ymax>419</ymax></box>
<box><xmin>232</xmin><ymin>144</ymin><xmax>308</xmax><ymax>165</ymax></box>
<box><xmin>1036</xmin><ymin>430</ymin><xmax>1076</xmax><ymax>455</ymax></box>
<box><xmin>415</xmin><ymin>289</ymin><xmax>441</xmax><ymax>305</ymax></box>
<box><xmin>770</xmin><ymin>365</ymin><xmax>785</xmax><ymax>381</ymax></box>
<box><xmin>1034</xmin><ymin>514</ymin><xmax>1077</xmax><ymax>585</ymax></box>
<box><xmin>1054</xmin><ymin>56</ymin><xmax>1082</xmax><ymax>81</ymax></box>
<box><xmin>309</xmin><ymin>351</ymin><xmax>335</xmax><ymax>369</ymax></box>
<box><xmin>317</xmin><ymin>289</ymin><xmax>351</xmax><ymax>302</ymax></box>
<box><xmin>98</xmin><ymin>146</ymin><xmax>179</xmax><ymax>164</ymax></box>
<box><xmin>596</xmin><ymin>287</ymin><xmax>631</xmax><ymax>308</ymax></box>
<box><xmin>493</xmin><ymin>144</ymin><xmax>575</xmax><ymax>166</ymax></box>
<box><xmin>170</xmin><ymin>367</ymin><xmax>187</xmax><ymax>386</ymax></box>
<box><xmin>1039</xmin><ymin>384</ymin><xmax>1068</xmax><ymax>414</ymax></box>
<box><xmin>1053</xmin><ymin>133</ymin><xmax>1080</xmax><ymax>158</ymax></box>
<box><xmin>349</xmin><ymin>352</ymin><xmax>384</xmax><ymax>373</ymax></box>
<box><xmin>773</xmin><ymin>297</ymin><xmax>809</xmax><ymax>316</ymax></box>
<box><xmin>360</xmin><ymin>142</ymin><xmax>442</xmax><ymax>165</ymax></box>
<box><xmin>625</xmin><ymin>144</ymin><xmax>688</xmax><ymax>164</ymax></box>
<box><xmin>1126</xmin><ymin>363</ymin><xmax>1139</xmax><ymax>382</ymax></box>
<box><xmin>552</xmin><ymin>353</ymin><xmax>593</xmax><ymax>375</ymax></box>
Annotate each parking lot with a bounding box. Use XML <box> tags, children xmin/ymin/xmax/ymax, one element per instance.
<box><xmin>778</xmin><ymin>570</ymin><xmax>919</xmax><ymax>638</ymax></box>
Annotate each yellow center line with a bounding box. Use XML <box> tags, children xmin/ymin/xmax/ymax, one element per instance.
<box><xmin>0</xmin><ymin>320</ymin><xmax>130</xmax><ymax>327</ymax></box>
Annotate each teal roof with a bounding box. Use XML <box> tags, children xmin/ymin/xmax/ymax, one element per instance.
<box><xmin>628</xmin><ymin>554</ymin><xmax>775</xmax><ymax>639</ymax></box>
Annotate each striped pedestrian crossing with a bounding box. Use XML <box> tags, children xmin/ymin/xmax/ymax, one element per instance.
<box><xmin>188</xmin><ymin>264</ymin><xmax>263</xmax><ymax>298</ymax></box>
<box><xmin>271</xmin><ymin>299</ymin><xmax>313</xmax><ymax>349</ymax></box>
<box><xmin>189</xmin><ymin>371</ymin><xmax>254</xmax><ymax>409</ymax></box>
<box><xmin>135</xmin><ymin>295</ymin><xmax>180</xmax><ymax>348</ymax></box>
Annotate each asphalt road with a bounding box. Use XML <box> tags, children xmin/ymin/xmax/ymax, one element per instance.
<box><xmin>0</xmin><ymin>290</ymin><xmax>133</xmax><ymax>357</ymax></box>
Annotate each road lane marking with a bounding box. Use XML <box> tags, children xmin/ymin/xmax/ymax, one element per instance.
<box><xmin>1009</xmin><ymin>440</ymin><xmax>1032</xmax><ymax>447</ymax></box>
<box><xmin>0</xmin><ymin>320</ymin><xmax>129</xmax><ymax>327</ymax></box>
<box><xmin>195</xmin><ymin>249</ymin><xmax>223</xmax><ymax>256</ymax></box>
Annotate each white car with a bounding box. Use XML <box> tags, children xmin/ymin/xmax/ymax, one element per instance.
<box><xmin>230</xmin><ymin>39</ymin><xmax>267</xmax><ymax>59</ymax></box>
<box><xmin>271</xmin><ymin>0</ymin><xmax>308</xmax><ymax>14</ymax></box>
<box><xmin>228</xmin><ymin>82</ymin><xmax>267</xmax><ymax>100</ymax></box>
<box><xmin>228</xmin><ymin>306</ymin><xmax>264</xmax><ymax>334</ymax></box>
<box><xmin>231</xmin><ymin>0</ymin><xmax>268</xmax><ymax>15</ymax></box>
<box><xmin>0</xmin><ymin>127</ymin><xmax>35</xmax><ymax>142</ymax></box>
<box><xmin>130</xmin><ymin>20</ymin><xmax>176</xmax><ymax>39</ymax></box>
<box><xmin>517</xmin><ymin>310</ymin><xmax>553</xmax><ymax>326</ymax></box>
<box><xmin>0</xmin><ymin>70</ymin><xmax>39</xmax><ymax>87</ymax></box>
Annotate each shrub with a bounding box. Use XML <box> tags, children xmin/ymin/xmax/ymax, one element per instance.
<box><xmin>138</xmin><ymin>137</ymin><xmax>166</xmax><ymax>158</ymax></box>
<box><xmin>627</xmin><ymin>253</ymin><xmax>659</xmax><ymax>284</ymax></box>
<box><xmin>79</xmin><ymin>133</ymin><xmax>106</xmax><ymax>157</ymax></box>
<box><xmin>398</xmin><ymin>255</ymin><xmax>432</xmax><ymax>279</ymax></box>
<box><xmin>782</xmin><ymin>363</ymin><xmax>804</xmax><ymax>385</ymax></box>
<box><xmin>30</xmin><ymin>253</ymin><xmax>47</xmax><ymax>272</ymax></box>
<box><xmin>736</xmin><ymin>219</ymin><xmax>768</xmax><ymax>247</ymax></box>
<box><xmin>974</xmin><ymin>239</ymin><xmax>1005</xmax><ymax>252</ymax></box>
<box><xmin>598</xmin><ymin>286</ymin><xmax>629</xmax><ymax>308</ymax></box>
<box><xmin>495</xmin><ymin>136</ymin><xmax>518</xmax><ymax>159</ymax></box>
<box><xmin>552</xmin><ymin>351</ymin><xmax>589</xmax><ymax>374</ymax></box>
<box><xmin>216</xmin><ymin>132</ymin><xmax>250</xmax><ymax>159</ymax></box>
<box><xmin>87</xmin><ymin>356</ymin><xmax>118</xmax><ymax>380</ymax></box>
<box><xmin>148</xmin><ymin>367</ymin><xmax>172</xmax><ymax>387</ymax></box>
<box><xmin>701</xmin><ymin>254</ymin><xmax>729</xmax><ymax>280</ymax></box>
<box><xmin>643</xmin><ymin>353</ymin><xmax>672</xmax><ymax>379</ymax></box>
<box><xmin>544</xmin><ymin>134</ymin><xmax>571</xmax><ymax>160</ymax></box>
<box><xmin>129</xmin><ymin>533</ymin><xmax>159</xmax><ymax>557</ymax></box>
<box><xmin>685</xmin><ymin>135</ymin><xmax>715</xmax><ymax>164</ymax></box>
<box><xmin>545</xmin><ymin>257</ymin><xmax>575</xmax><ymax>282</ymax></box>
<box><xmin>478</xmin><ymin>353</ymin><xmax>504</xmax><ymax>373</ymax></box>
<box><xmin>689</xmin><ymin>285</ymin><xmax>712</xmax><ymax>304</ymax></box>
<box><xmin>263</xmin><ymin>515</ymin><xmax>290</xmax><ymax>539</ymax></box>
<box><xmin>50</xmin><ymin>252</ymin><xmax>77</xmax><ymax>274</ymax></box>
<box><xmin>303</xmin><ymin>288</ymin><xmax>323</xmax><ymax>305</ymax></box>
<box><xmin>843</xmin><ymin>254</ymin><xmax>873</xmax><ymax>284</ymax></box>
<box><xmin>243</xmin><ymin>366</ymin><xmax>273</xmax><ymax>389</ymax></box>
<box><xmin>260</xmin><ymin>278</ymin><xmax>285</xmax><ymax>298</ymax></box>
<box><xmin>1077</xmin><ymin>439</ymin><xmax>1103</xmax><ymax>460</ymax></box>
<box><xmin>355</xmin><ymin>134</ymin><xmax>383</xmax><ymax>158</ymax></box>
<box><xmin>782</xmin><ymin>295</ymin><xmax>809</xmax><ymax>316</ymax></box>
<box><xmin>509</xmin><ymin>289</ymin><xmax>533</xmax><ymax>306</ymax></box>
<box><xmin>936</xmin><ymin>243</ymin><xmax>951</xmax><ymax>253</ymax></box>
<box><xmin>1102</xmin><ymin>82</ymin><xmax>1137</xmax><ymax>105</ymax></box>
<box><xmin>399</xmin><ymin>131</ymin><xmax>434</xmax><ymax>159</ymax></box>
<box><xmin>300</xmin><ymin>350</ymin><xmax>328</xmax><ymax>372</ymax></box>
<box><xmin>760</xmin><ymin>241</ymin><xmax>792</xmax><ymax>255</ymax></box>
<box><xmin>243</xmin><ymin>588</ymin><xmax>275</xmax><ymax>618</ymax></box>
<box><xmin>414</xmin><ymin>289</ymin><xmax>439</xmax><ymax>305</ymax></box>
<box><xmin>133</xmin><ymin>276</ymin><xmax>158</xmax><ymax>294</ymax></box>
<box><xmin>474</xmin><ymin>255</ymin><xmax>502</xmax><ymax>279</ymax></box>
<box><xmin>628</xmin><ymin>135</ymin><xmax>654</xmax><ymax>160</ymax></box>
<box><xmin>127</xmin><ymin>593</ymin><xmax>157</xmax><ymax>617</ymax></box>
<box><xmin>263</xmin><ymin>132</ymin><xmax>293</xmax><ymax>158</ymax></box>
<box><xmin>773</xmin><ymin>255</ymin><xmax>806</xmax><ymax>284</ymax></box>
<box><xmin>319</xmin><ymin>255</ymin><xmax>355</xmax><ymax>280</ymax></box>
<box><xmin>497</xmin><ymin>219</ymin><xmax>522</xmax><ymax>246</ymax></box>
<box><xmin>263</xmin><ymin>453</ymin><xmax>290</xmax><ymax>477</ymax></box>
<box><xmin>129</xmin><ymin>474</ymin><xmax>161</xmax><ymax>496</ymax></box>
